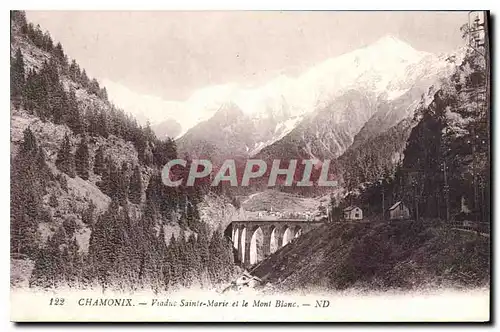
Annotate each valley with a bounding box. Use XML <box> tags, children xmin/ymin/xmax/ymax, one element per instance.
<box><xmin>10</xmin><ymin>10</ymin><xmax>490</xmax><ymax>300</ymax></box>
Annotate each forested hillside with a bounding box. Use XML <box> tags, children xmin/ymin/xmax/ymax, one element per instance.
<box><xmin>332</xmin><ymin>25</ymin><xmax>490</xmax><ymax>225</ymax></box>
<box><xmin>10</xmin><ymin>11</ymin><xmax>236</xmax><ymax>291</ymax></box>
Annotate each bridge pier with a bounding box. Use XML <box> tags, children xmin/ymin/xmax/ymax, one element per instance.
<box><xmin>261</xmin><ymin>225</ymin><xmax>273</xmax><ymax>258</ymax></box>
<box><xmin>276</xmin><ymin>226</ymin><xmax>285</xmax><ymax>249</ymax></box>
<box><xmin>243</xmin><ymin>226</ymin><xmax>255</xmax><ymax>266</ymax></box>
<box><xmin>237</xmin><ymin>226</ymin><xmax>243</xmax><ymax>263</ymax></box>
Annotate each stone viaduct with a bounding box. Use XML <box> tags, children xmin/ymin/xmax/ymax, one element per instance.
<box><xmin>230</xmin><ymin>220</ymin><xmax>323</xmax><ymax>267</ymax></box>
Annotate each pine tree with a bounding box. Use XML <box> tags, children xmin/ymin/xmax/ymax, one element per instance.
<box><xmin>208</xmin><ymin>229</ymin><xmax>235</xmax><ymax>285</ymax></box>
<box><xmin>51</xmin><ymin>80</ymin><xmax>67</xmax><ymax>124</ymax></box>
<box><xmin>65</xmin><ymin>238</ymin><xmax>83</xmax><ymax>286</ymax></box>
<box><xmin>29</xmin><ymin>225</ymin><xmax>69</xmax><ymax>289</ymax></box>
<box><xmin>56</xmin><ymin>133</ymin><xmax>76</xmax><ymax>178</ymax></box>
<box><xmin>20</xmin><ymin>126</ymin><xmax>37</xmax><ymax>153</ymax></box>
<box><xmin>119</xmin><ymin>163</ymin><xmax>129</xmax><ymax>205</ymax></box>
<box><xmin>129</xmin><ymin>165</ymin><xmax>143</xmax><ymax>204</ymax></box>
<box><xmin>53</xmin><ymin>42</ymin><xmax>65</xmax><ymax>63</ymax></box>
<box><xmin>66</xmin><ymin>88</ymin><xmax>82</xmax><ymax>134</ymax></box>
<box><xmin>82</xmin><ymin>201</ymin><xmax>96</xmax><ymax>225</ymax></box>
<box><xmin>186</xmin><ymin>201</ymin><xmax>201</xmax><ymax>232</ymax></box>
<box><xmin>196</xmin><ymin>223</ymin><xmax>210</xmax><ymax>269</ymax></box>
<box><xmin>152</xmin><ymin>137</ymin><xmax>177</xmax><ymax>166</ymax></box>
<box><xmin>22</xmin><ymin>68</ymin><xmax>36</xmax><ymax>112</ymax></box>
<box><xmin>11</xmin><ymin>128</ymin><xmax>46</xmax><ymax>257</ymax></box>
<box><xmin>89</xmin><ymin>78</ymin><xmax>101</xmax><ymax>96</ymax></box>
<box><xmin>29</xmin><ymin>248</ymin><xmax>56</xmax><ymax>288</ymax></box>
<box><xmin>80</xmin><ymin>69</ymin><xmax>89</xmax><ymax>87</ymax></box>
<box><xmin>88</xmin><ymin>200</ymin><xmax>124</xmax><ymax>287</ymax></box>
<box><xmin>100</xmin><ymin>87</ymin><xmax>108</xmax><ymax>101</ymax></box>
<box><xmin>75</xmin><ymin>136</ymin><xmax>90</xmax><ymax>180</ymax></box>
<box><xmin>93</xmin><ymin>146</ymin><xmax>105</xmax><ymax>176</ymax></box>
<box><xmin>156</xmin><ymin>226</ymin><xmax>170</xmax><ymax>288</ymax></box>
<box><xmin>186</xmin><ymin>233</ymin><xmax>202</xmax><ymax>285</ymax></box>
<box><xmin>97</xmin><ymin>158</ymin><xmax>112</xmax><ymax>195</ymax></box>
<box><xmin>108</xmin><ymin>164</ymin><xmax>127</xmax><ymax>205</ymax></box>
<box><xmin>97</xmin><ymin>108</ymin><xmax>109</xmax><ymax>138</ymax></box>
<box><xmin>69</xmin><ymin>60</ymin><xmax>80</xmax><ymax>81</ymax></box>
<box><xmin>166</xmin><ymin>234</ymin><xmax>181</xmax><ymax>288</ymax></box>
<box><xmin>10</xmin><ymin>48</ymin><xmax>25</xmax><ymax>105</ymax></box>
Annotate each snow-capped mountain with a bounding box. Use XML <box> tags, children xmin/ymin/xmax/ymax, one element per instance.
<box><xmin>170</xmin><ymin>35</ymin><xmax>461</xmax><ymax>163</ymax></box>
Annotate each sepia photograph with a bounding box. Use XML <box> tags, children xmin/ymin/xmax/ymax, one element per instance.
<box><xmin>9</xmin><ymin>9</ymin><xmax>491</xmax><ymax>322</ymax></box>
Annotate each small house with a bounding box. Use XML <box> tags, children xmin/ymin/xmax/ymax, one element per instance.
<box><xmin>235</xmin><ymin>271</ymin><xmax>262</xmax><ymax>287</ymax></box>
<box><xmin>343</xmin><ymin>206</ymin><xmax>363</xmax><ymax>220</ymax></box>
<box><xmin>389</xmin><ymin>201</ymin><xmax>410</xmax><ymax>220</ymax></box>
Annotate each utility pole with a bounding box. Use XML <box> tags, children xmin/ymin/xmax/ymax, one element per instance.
<box><xmin>467</xmin><ymin>11</ymin><xmax>489</xmax><ymax>223</ymax></box>
<box><xmin>379</xmin><ymin>179</ymin><xmax>385</xmax><ymax>220</ymax></box>
<box><xmin>382</xmin><ymin>187</ymin><xmax>385</xmax><ymax>221</ymax></box>
<box><xmin>443</xmin><ymin>160</ymin><xmax>450</xmax><ymax>222</ymax></box>
<box><xmin>480</xmin><ymin>181</ymin><xmax>486</xmax><ymax>223</ymax></box>
<box><xmin>414</xmin><ymin>183</ymin><xmax>419</xmax><ymax>222</ymax></box>
<box><xmin>400</xmin><ymin>168</ymin><xmax>424</xmax><ymax>221</ymax></box>
<box><xmin>472</xmin><ymin>125</ymin><xmax>479</xmax><ymax>216</ymax></box>
<box><xmin>484</xmin><ymin>11</ymin><xmax>491</xmax><ymax>224</ymax></box>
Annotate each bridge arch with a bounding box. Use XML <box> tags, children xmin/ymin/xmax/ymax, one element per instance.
<box><xmin>249</xmin><ymin>227</ymin><xmax>265</xmax><ymax>265</ymax></box>
<box><xmin>293</xmin><ymin>225</ymin><xmax>302</xmax><ymax>238</ymax></box>
<box><xmin>282</xmin><ymin>226</ymin><xmax>294</xmax><ymax>247</ymax></box>
<box><xmin>233</xmin><ymin>227</ymin><xmax>240</xmax><ymax>249</ymax></box>
<box><xmin>240</xmin><ymin>227</ymin><xmax>247</xmax><ymax>264</ymax></box>
<box><xmin>269</xmin><ymin>226</ymin><xmax>279</xmax><ymax>254</ymax></box>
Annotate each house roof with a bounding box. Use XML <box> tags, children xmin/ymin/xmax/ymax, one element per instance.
<box><xmin>389</xmin><ymin>201</ymin><xmax>403</xmax><ymax>211</ymax></box>
<box><xmin>240</xmin><ymin>271</ymin><xmax>262</xmax><ymax>282</ymax></box>
<box><xmin>343</xmin><ymin>206</ymin><xmax>360</xmax><ymax>212</ymax></box>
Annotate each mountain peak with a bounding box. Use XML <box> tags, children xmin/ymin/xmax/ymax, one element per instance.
<box><xmin>370</xmin><ymin>35</ymin><xmax>416</xmax><ymax>52</ymax></box>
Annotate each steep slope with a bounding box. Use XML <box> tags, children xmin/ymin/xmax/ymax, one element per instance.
<box><xmin>251</xmin><ymin>220</ymin><xmax>489</xmax><ymax>291</ymax></box>
<box><xmin>198</xmin><ymin>192</ymin><xmax>246</xmax><ymax>233</ymax></box>
<box><xmin>256</xmin><ymin>89</ymin><xmax>378</xmax><ymax>160</ymax></box>
<box><xmin>338</xmin><ymin>118</ymin><xmax>413</xmax><ymax>190</ymax></box>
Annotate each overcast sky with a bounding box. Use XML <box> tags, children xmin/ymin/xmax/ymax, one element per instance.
<box><xmin>26</xmin><ymin>11</ymin><xmax>467</xmax><ymax>102</ymax></box>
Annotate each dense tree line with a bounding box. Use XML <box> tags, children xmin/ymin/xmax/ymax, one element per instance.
<box><xmin>11</xmin><ymin>128</ymin><xmax>52</xmax><ymax>257</ymax></box>
<box><xmin>398</xmin><ymin>44</ymin><xmax>489</xmax><ymax>222</ymax></box>
<box><xmin>29</xmin><ymin>198</ymin><xmax>235</xmax><ymax>291</ymax></box>
<box><xmin>339</xmin><ymin>119</ymin><xmax>412</xmax><ymax>192</ymax></box>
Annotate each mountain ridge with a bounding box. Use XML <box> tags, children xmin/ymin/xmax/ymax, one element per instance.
<box><xmin>174</xmin><ymin>37</ymin><xmax>461</xmax><ymax>166</ymax></box>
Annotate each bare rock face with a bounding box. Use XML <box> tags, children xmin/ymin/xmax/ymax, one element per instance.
<box><xmin>199</xmin><ymin>192</ymin><xmax>245</xmax><ymax>234</ymax></box>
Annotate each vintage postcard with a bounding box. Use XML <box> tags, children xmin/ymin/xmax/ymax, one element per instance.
<box><xmin>10</xmin><ymin>10</ymin><xmax>490</xmax><ymax>322</ymax></box>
